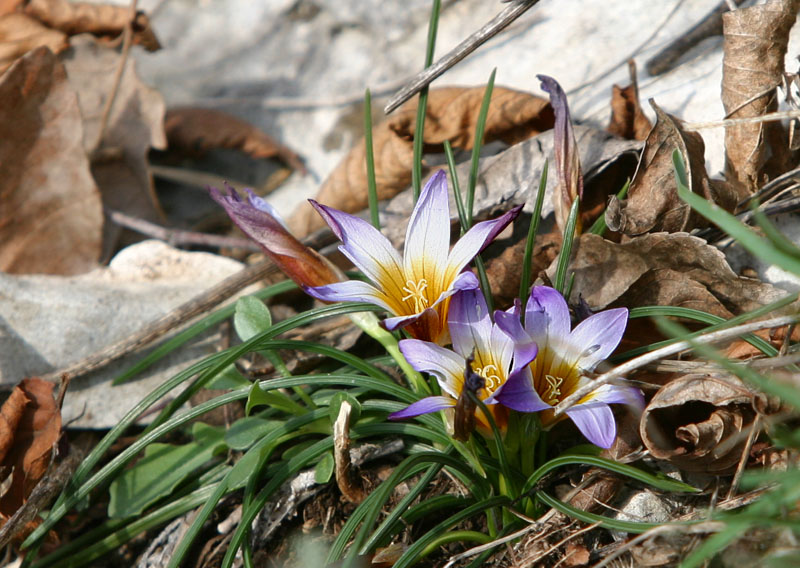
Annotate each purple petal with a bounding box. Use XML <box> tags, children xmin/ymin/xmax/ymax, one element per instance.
<box><xmin>444</xmin><ymin>205</ymin><xmax>522</xmax><ymax>284</ymax></box>
<box><xmin>495</xmin><ymin>310</ymin><xmax>538</xmax><ymax>372</ymax></box>
<box><xmin>585</xmin><ymin>384</ymin><xmax>644</xmax><ymax>409</ymax></box>
<box><xmin>309</xmin><ymin>200</ymin><xmax>405</xmax><ymax>290</ymax></box>
<box><xmin>569</xmin><ymin>307</ymin><xmax>628</xmax><ymax>371</ymax></box>
<box><xmin>389</xmin><ymin>396</ymin><xmax>455</xmax><ymax>420</ymax></box>
<box><xmin>403</xmin><ymin>170</ymin><xmax>450</xmax><ymax>278</ymax></box>
<box><xmin>525</xmin><ymin>286</ymin><xmax>571</xmax><ymax>345</ymax></box>
<box><xmin>447</xmin><ymin>282</ymin><xmax>492</xmax><ymax>359</ymax></box>
<box><xmin>565</xmin><ymin>403</ymin><xmax>616</xmax><ymax>448</ymax></box>
<box><xmin>245</xmin><ymin>189</ymin><xmax>288</xmax><ymax>228</ymax></box>
<box><xmin>492</xmin><ymin>367</ymin><xmax>550</xmax><ymax>412</ymax></box>
<box><xmin>304</xmin><ymin>280</ymin><xmax>391</xmax><ymax>311</ymax></box>
<box><xmin>399</xmin><ymin>339</ymin><xmax>465</xmax><ymax>399</ymax></box>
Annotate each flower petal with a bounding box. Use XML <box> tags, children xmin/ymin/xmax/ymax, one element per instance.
<box><xmin>399</xmin><ymin>339</ymin><xmax>465</xmax><ymax>399</ymax></box>
<box><xmin>245</xmin><ymin>188</ymin><xmax>289</xmax><ymax>229</ymax></box>
<box><xmin>444</xmin><ymin>205</ymin><xmax>522</xmax><ymax>285</ymax></box>
<box><xmin>583</xmin><ymin>383</ymin><xmax>644</xmax><ymax>408</ymax></box>
<box><xmin>447</xmin><ymin>279</ymin><xmax>492</xmax><ymax>359</ymax></box>
<box><xmin>495</xmin><ymin>309</ymin><xmax>538</xmax><ymax>373</ymax></box>
<box><xmin>389</xmin><ymin>396</ymin><xmax>455</xmax><ymax>420</ymax></box>
<box><xmin>304</xmin><ymin>280</ymin><xmax>391</xmax><ymax>311</ymax></box>
<box><xmin>569</xmin><ymin>307</ymin><xmax>628</xmax><ymax>371</ymax></box>
<box><xmin>309</xmin><ymin>200</ymin><xmax>405</xmax><ymax>298</ymax></box>
<box><xmin>565</xmin><ymin>402</ymin><xmax>616</xmax><ymax>448</ymax></box>
<box><xmin>403</xmin><ymin>170</ymin><xmax>450</xmax><ymax>285</ymax></box>
<box><xmin>525</xmin><ymin>286</ymin><xmax>571</xmax><ymax>345</ymax></box>
<box><xmin>492</xmin><ymin>367</ymin><xmax>550</xmax><ymax>412</ymax></box>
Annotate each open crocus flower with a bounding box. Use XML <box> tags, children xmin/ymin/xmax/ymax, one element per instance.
<box><xmin>388</xmin><ymin>274</ymin><xmax>537</xmax><ymax>436</ymax></box>
<box><xmin>495</xmin><ymin>286</ymin><xmax>643</xmax><ymax>448</ymax></box>
<box><xmin>209</xmin><ymin>183</ymin><xmax>344</xmax><ymax>288</ymax></box>
<box><xmin>304</xmin><ymin>170</ymin><xmax>521</xmax><ymax>344</ymax></box>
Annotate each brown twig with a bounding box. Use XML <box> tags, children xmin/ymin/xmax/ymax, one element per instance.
<box><xmin>91</xmin><ymin>0</ymin><xmax>139</xmax><ymax>153</ymax></box>
<box><xmin>106</xmin><ymin>209</ymin><xmax>262</xmax><ymax>252</ymax></box>
<box><xmin>384</xmin><ymin>0</ymin><xmax>541</xmax><ymax>114</ymax></box>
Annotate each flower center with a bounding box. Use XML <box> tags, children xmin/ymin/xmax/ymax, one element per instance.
<box><xmin>543</xmin><ymin>374</ymin><xmax>563</xmax><ymax>404</ymax></box>
<box><xmin>401</xmin><ymin>278</ymin><xmax>429</xmax><ymax>312</ymax></box>
<box><xmin>474</xmin><ymin>363</ymin><xmax>502</xmax><ymax>393</ymax></box>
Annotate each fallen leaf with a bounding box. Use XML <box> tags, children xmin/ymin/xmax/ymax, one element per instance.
<box><xmin>722</xmin><ymin>0</ymin><xmax>796</xmax><ymax>196</ymax></box>
<box><xmin>556</xmin><ymin>232</ymin><xmax>786</xmax><ymax>317</ymax></box>
<box><xmin>605</xmin><ymin>101</ymin><xmax>737</xmax><ymax>235</ymax></box>
<box><xmin>61</xmin><ymin>34</ymin><xmax>167</xmax><ymax>257</ymax></box>
<box><xmin>0</xmin><ymin>46</ymin><xmax>102</xmax><ymax>275</ymax></box>
<box><xmin>0</xmin><ymin>12</ymin><xmax>67</xmax><ymax>74</ymax></box>
<box><xmin>165</xmin><ymin>107</ymin><xmax>306</xmax><ymax>174</ymax></box>
<box><xmin>607</xmin><ymin>83</ymin><xmax>652</xmax><ymax>141</ymax></box>
<box><xmin>640</xmin><ymin>374</ymin><xmax>761</xmax><ymax>474</ymax></box>
<box><xmin>725</xmin><ymin>324</ymin><xmax>800</xmax><ymax>360</ymax></box>
<box><xmin>0</xmin><ymin>378</ymin><xmax>62</xmax><ymax>517</ymax></box>
<box><xmin>24</xmin><ymin>0</ymin><xmax>160</xmax><ymax>50</ymax></box>
<box><xmin>288</xmin><ymin>85</ymin><xmax>554</xmax><ymax>237</ymax></box>
<box><xmin>0</xmin><ymin>387</ymin><xmax>29</xmax><ymax>464</ymax></box>
<box><xmin>0</xmin><ymin>0</ymin><xmax>23</xmax><ymax>15</ymax></box>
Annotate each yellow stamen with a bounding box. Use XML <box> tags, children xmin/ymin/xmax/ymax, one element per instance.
<box><xmin>401</xmin><ymin>278</ymin><xmax>429</xmax><ymax>312</ymax></box>
<box><xmin>474</xmin><ymin>363</ymin><xmax>502</xmax><ymax>393</ymax></box>
<box><xmin>544</xmin><ymin>374</ymin><xmax>563</xmax><ymax>404</ymax></box>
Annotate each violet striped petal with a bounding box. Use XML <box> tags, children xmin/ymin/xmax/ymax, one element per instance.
<box><xmin>569</xmin><ymin>307</ymin><xmax>628</xmax><ymax>371</ymax></box>
<box><xmin>565</xmin><ymin>402</ymin><xmax>616</xmax><ymax>449</ymax></box>
<box><xmin>389</xmin><ymin>396</ymin><xmax>455</xmax><ymax>420</ymax></box>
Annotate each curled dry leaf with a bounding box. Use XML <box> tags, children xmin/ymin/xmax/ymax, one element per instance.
<box><xmin>0</xmin><ymin>12</ymin><xmax>67</xmax><ymax>74</ymax></box>
<box><xmin>607</xmin><ymin>83</ymin><xmax>652</xmax><ymax>141</ymax></box>
<box><xmin>288</xmin><ymin>85</ymin><xmax>554</xmax><ymax>237</ymax></box>
<box><xmin>0</xmin><ymin>378</ymin><xmax>62</xmax><ymax>517</ymax></box>
<box><xmin>0</xmin><ymin>46</ymin><xmax>102</xmax><ymax>275</ymax></box>
<box><xmin>165</xmin><ymin>107</ymin><xmax>306</xmax><ymax>174</ymax></box>
<box><xmin>559</xmin><ymin>232</ymin><xmax>785</xmax><ymax>317</ymax></box>
<box><xmin>605</xmin><ymin>101</ymin><xmax>737</xmax><ymax>235</ymax></box>
<box><xmin>640</xmin><ymin>374</ymin><xmax>764</xmax><ymax>474</ymax></box>
<box><xmin>722</xmin><ymin>0</ymin><xmax>797</xmax><ymax>196</ymax></box>
<box><xmin>24</xmin><ymin>0</ymin><xmax>160</xmax><ymax>50</ymax></box>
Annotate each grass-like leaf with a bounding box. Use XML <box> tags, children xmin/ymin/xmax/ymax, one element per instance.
<box><xmin>364</xmin><ymin>88</ymin><xmax>380</xmax><ymax>229</ymax></box>
<box><xmin>520</xmin><ymin>160</ymin><xmax>549</xmax><ymax>305</ymax></box>
<box><xmin>553</xmin><ymin>197</ymin><xmax>580</xmax><ymax>294</ymax></box>
<box><xmin>466</xmin><ymin>69</ymin><xmax>497</xmax><ymax>226</ymax></box>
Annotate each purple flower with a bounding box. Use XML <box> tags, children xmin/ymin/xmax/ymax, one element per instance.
<box><xmin>209</xmin><ymin>183</ymin><xmax>344</xmax><ymax>288</ymax></box>
<box><xmin>305</xmin><ymin>170</ymin><xmax>521</xmax><ymax>344</ymax></box>
<box><xmin>495</xmin><ymin>286</ymin><xmax>643</xmax><ymax>448</ymax></box>
<box><xmin>389</xmin><ymin>276</ymin><xmax>537</xmax><ymax>435</ymax></box>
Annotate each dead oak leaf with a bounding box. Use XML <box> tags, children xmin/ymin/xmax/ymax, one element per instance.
<box><xmin>722</xmin><ymin>0</ymin><xmax>797</xmax><ymax>196</ymax></box>
<box><xmin>24</xmin><ymin>0</ymin><xmax>160</xmax><ymax>51</ymax></box>
<box><xmin>0</xmin><ymin>12</ymin><xmax>67</xmax><ymax>74</ymax></box>
<box><xmin>605</xmin><ymin>101</ymin><xmax>737</xmax><ymax>235</ymax></box>
<box><xmin>164</xmin><ymin>107</ymin><xmax>306</xmax><ymax>174</ymax></box>
<box><xmin>0</xmin><ymin>378</ymin><xmax>62</xmax><ymax>517</ymax></box>
<box><xmin>0</xmin><ymin>45</ymin><xmax>102</xmax><ymax>275</ymax></box>
<box><xmin>288</xmin><ymin>85</ymin><xmax>553</xmax><ymax>237</ymax></box>
<box><xmin>607</xmin><ymin>83</ymin><xmax>651</xmax><ymax>141</ymax></box>
<box><xmin>558</xmin><ymin>232</ymin><xmax>785</xmax><ymax>317</ymax></box>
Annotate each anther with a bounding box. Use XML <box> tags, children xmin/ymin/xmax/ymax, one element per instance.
<box><xmin>401</xmin><ymin>278</ymin><xmax>429</xmax><ymax>312</ymax></box>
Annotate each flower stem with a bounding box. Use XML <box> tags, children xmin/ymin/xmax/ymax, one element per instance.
<box><xmin>348</xmin><ymin>312</ymin><xmax>430</xmax><ymax>395</ymax></box>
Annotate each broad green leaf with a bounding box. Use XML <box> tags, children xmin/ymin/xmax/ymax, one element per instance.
<box><xmin>315</xmin><ymin>451</ymin><xmax>335</xmax><ymax>484</ymax></box>
<box><xmin>225</xmin><ymin>417</ymin><xmax>283</xmax><ymax>450</ymax></box>
<box><xmin>228</xmin><ymin>444</ymin><xmax>271</xmax><ymax>490</ymax></box>
<box><xmin>108</xmin><ymin>434</ymin><xmax>224</xmax><ymax>519</ymax></box>
<box><xmin>328</xmin><ymin>391</ymin><xmax>362</xmax><ymax>424</ymax></box>
<box><xmin>233</xmin><ymin>296</ymin><xmax>272</xmax><ymax>342</ymax></box>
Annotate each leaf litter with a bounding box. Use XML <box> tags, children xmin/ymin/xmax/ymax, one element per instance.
<box><xmin>2</xmin><ymin>0</ymin><xmax>800</xmax><ymax>567</ymax></box>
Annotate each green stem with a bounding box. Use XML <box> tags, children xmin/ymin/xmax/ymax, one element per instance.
<box><xmin>420</xmin><ymin>531</ymin><xmax>491</xmax><ymax>558</ymax></box>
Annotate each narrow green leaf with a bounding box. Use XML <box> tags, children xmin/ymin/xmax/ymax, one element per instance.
<box><xmin>520</xmin><ymin>160</ymin><xmax>549</xmax><ymax>305</ymax></box>
<box><xmin>246</xmin><ymin>382</ymin><xmax>306</xmax><ymax>416</ymax></box>
<box><xmin>554</xmin><ymin>197</ymin><xmax>580</xmax><ymax>294</ymax></box>
<box><xmin>329</xmin><ymin>391</ymin><xmax>362</xmax><ymax>424</ymax></box>
<box><xmin>467</xmin><ymin>69</ymin><xmax>497</xmax><ymax>227</ymax></box>
<box><xmin>364</xmin><ymin>88</ymin><xmax>380</xmax><ymax>229</ymax></box>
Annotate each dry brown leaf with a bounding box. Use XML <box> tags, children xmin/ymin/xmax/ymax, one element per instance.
<box><xmin>0</xmin><ymin>12</ymin><xmax>67</xmax><ymax>74</ymax></box>
<box><xmin>606</xmin><ymin>101</ymin><xmax>736</xmax><ymax>235</ymax></box>
<box><xmin>288</xmin><ymin>86</ymin><xmax>554</xmax><ymax>237</ymax></box>
<box><xmin>486</xmin><ymin>230</ymin><xmax>561</xmax><ymax>308</ymax></box>
<box><xmin>0</xmin><ymin>387</ymin><xmax>29</xmax><ymax>464</ymax></box>
<box><xmin>559</xmin><ymin>232</ymin><xmax>785</xmax><ymax>317</ymax></box>
<box><xmin>164</xmin><ymin>107</ymin><xmax>306</xmax><ymax>174</ymax></box>
<box><xmin>24</xmin><ymin>0</ymin><xmax>160</xmax><ymax>50</ymax></box>
<box><xmin>607</xmin><ymin>83</ymin><xmax>652</xmax><ymax>141</ymax></box>
<box><xmin>61</xmin><ymin>34</ymin><xmax>167</xmax><ymax>257</ymax></box>
<box><xmin>0</xmin><ymin>0</ymin><xmax>23</xmax><ymax>15</ymax></box>
<box><xmin>0</xmin><ymin>378</ymin><xmax>62</xmax><ymax>517</ymax></box>
<box><xmin>0</xmin><ymin>46</ymin><xmax>102</xmax><ymax>275</ymax></box>
<box><xmin>725</xmin><ymin>324</ymin><xmax>800</xmax><ymax>359</ymax></box>
<box><xmin>640</xmin><ymin>374</ymin><xmax>761</xmax><ymax>474</ymax></box>
<box><xmin>722</xmin><ymin>0</ymin><xmax>797</xmax><ymax>196</ymax></box>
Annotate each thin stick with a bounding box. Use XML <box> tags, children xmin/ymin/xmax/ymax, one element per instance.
<box><xmin>384</xmin><ymin>0</ymin><xmax>541</xmax><ymax>114</ymax></box>
<box><xmin>727</xmin><ymin>414</ymin><xmax>761</xmax><ymax>500</ymax></box>
<box><xmin>684</xmin><ymin>109</ymin><xmax>800</xmax><ymax>130</ymax></box>
<box><xmin>106</xmin><ymin>209</ymin><xmax>262</xmax><ymax>252</ymax></box>
<box><xmin>92</xmin><ymin>0</ymin><xmax>138</xmax><ymax>153</ymax></box>
<box><xmin>553</xmin><ymin>314</ymin><xmax>800</xmax><ymax>418</ymax></box>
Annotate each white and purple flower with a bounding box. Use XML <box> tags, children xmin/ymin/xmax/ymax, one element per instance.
<box><xmin>495</xmin><ymin>286</ymin><xmax>643</xmax><ymax>448</ymax></box>
<box><xmin>305</xmin><ymin>170</ymin><xmax>521</xmax><ymax>344</ymax></box>
<box><xmin>388</xmin><ymin>275</ymin><xmax>537</xmax><ymax>434</ymax></box>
